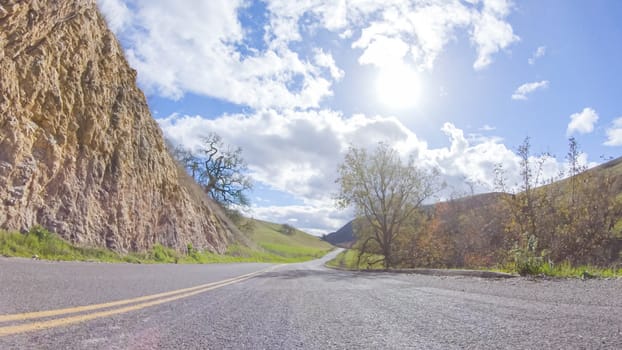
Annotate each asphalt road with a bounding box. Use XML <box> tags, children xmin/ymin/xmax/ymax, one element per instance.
<box><xmin>1</xmin><ymin>250</ymin><xmax>621</xmax><ymax>349</ymax></box>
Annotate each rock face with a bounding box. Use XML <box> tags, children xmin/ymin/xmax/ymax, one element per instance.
<box><xmin>0</xmin><ymin>0</ymin><xmax>230</xmax><ymax>253</ymax></box>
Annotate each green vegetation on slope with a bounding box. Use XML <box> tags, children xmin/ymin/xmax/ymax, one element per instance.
<box><xmin>0</xmin><ymin>226</ymin><xmax>157</xmax><ymax>263</ymax></box>
<box><xmin>0</xmin><ymin>221</ymin><xmax>333</xmax><ymax>264</ymax></box>
<box><xmin>333</xmin><ymin>140</ymin><xmax>622</xmax><ymax>277</ymax></box>
<box><xmin>244</xmin><ymin>219</ymin><xmax>333</xmax><ymax>260</ymax></box>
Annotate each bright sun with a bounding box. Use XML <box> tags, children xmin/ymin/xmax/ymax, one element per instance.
<box><xmin>375</xmin><ymin>64</ymin><xmax>420</xmax><ymax>109</ymax></box>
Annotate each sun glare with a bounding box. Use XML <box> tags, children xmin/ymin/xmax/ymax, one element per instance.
<box><xmin>375</xmin><ymin>65</ymin><xmax>420</xmax><ymax>109</ymax></box>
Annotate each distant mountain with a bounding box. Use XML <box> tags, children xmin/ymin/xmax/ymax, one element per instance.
<box><xmin>323</xmin><ymin>220</ymin><xmax>355</xmax><ymax>248</ymax></box>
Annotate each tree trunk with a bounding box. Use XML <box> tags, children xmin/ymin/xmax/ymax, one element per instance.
<box><xmin>383</xmin><ymin>246</ymin><xmax>391</xmax><ymax>270</ymax></box>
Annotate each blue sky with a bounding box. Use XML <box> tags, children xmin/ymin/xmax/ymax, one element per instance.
<box><xmin>98</xmin><ymin>0</ymin><xmax>622</xmax><ymax>235</ymax></box>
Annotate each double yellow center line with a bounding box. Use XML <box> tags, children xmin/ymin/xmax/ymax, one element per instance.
<box><xmin>0</xmin><ymin>265</ymin><xmax>278</xmax><ymax>337</ymax></box>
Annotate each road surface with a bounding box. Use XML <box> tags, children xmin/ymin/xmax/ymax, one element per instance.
<box><xmin>1</xmin><ymin>250</ymin><xmax>621</xmax><ymax>349</ymax></box>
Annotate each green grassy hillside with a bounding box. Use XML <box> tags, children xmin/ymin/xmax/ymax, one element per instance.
<box><xmin>244</xmin><ymin>219</ymin><xmax>333</xmax><ymax>260</ymax></box>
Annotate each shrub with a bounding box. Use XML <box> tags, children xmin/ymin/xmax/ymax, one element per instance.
<box><xmin>513</xmin><ymin>235</ymin><xmax>545</xmax><ymax>276</ymax></box>
<box><xmin>280</xmin><ymin>224</ymin><xmax>295</xmax><ymax>235</ymax></box>
<box><xmin>28</xmin><ymin>225</ymin><xmax>51</xmax><ymax>241</ymax></box>
<box><xmin>149</xmin><ymin>244</ymin><xmax>178</xmax><ymax>263</ymax></box>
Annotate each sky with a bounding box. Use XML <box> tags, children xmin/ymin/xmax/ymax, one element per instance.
<box><xmin>97</xmin><ymin>0</ymin><xmax>622</xmax><ymax>236</ymax></box>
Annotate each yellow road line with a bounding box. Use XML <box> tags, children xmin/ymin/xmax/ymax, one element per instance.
<box><xmin>0</xmin><ymin>273</ymin><xmax>259</xmax><ymax>337</ymax></box>
<box><xmin>0</xmin><ymin>269</ymin><xmax>265</xmax><ymax>323</ymax></box>
<box><xmin>0</xmin><ymin>265</ymin><xmax>279</xmax><ymax>335</ymax></box>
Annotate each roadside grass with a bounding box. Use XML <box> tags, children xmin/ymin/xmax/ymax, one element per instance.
<box><xmin>0</xmin><ymin>226</ymin><xmax>145</xmax><ymax>263</ymax></box>
<box><xmin>327</xmin><ymin>249</ymin><xmax>622</xmax><ymax>278</ymax></box>
<box><xmin>326</xmin><ymin>249</ymin><xmax>384</xmax><ymax>270</ymax></box>
<box><xmin>259</xmin><ymin>242</ymin><xmax>326</xmax><ymax>259</ymax></box>
<box><xmin>0</xmin><ymin>223</ymin><xmax>333</xmax><ymax>264</ymax></box>
<box><xmin>511</xmin><ymin>261</ymin><xmax>622</xmax><ymax>279</ymax></box>
<box><xmin>181</xmin><ymin>243</ymin><xmax>329</xmax><ymax>264</ymax></box>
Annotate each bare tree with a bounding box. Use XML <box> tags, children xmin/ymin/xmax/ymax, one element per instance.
<box><xmin>565</xmin><ymin>137</ymin><xmax>586</xmax><ymax>206</ymax></box>
<box><xmin>336</xmin><ymin>143</ymin><xmax>441</xmax><ymax>269</ymax></box>
<box><xmin>173</xmin><ymin>133</ymin><xmax>252</xmax><ymax>208</ymax></box>
<box><xmin>512</xmin><ymin>137</ymin><xmax>555</xmax><ymax>247</ymax></box>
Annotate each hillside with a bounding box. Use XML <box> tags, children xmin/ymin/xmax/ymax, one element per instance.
<box><xmin>245</xmin><ymin>220</ymin><xmax>333</xmax><ymax>260</ymax></box>
<box><xmin>592</xmin><ymin>155</ymin><xmax>622</xmax><ymax>173</ymax></box>
<box><xmin>325</xmin><ymin>192</ymin><xmax>507</xmax><ymax>249</ymax></box>
<box><xmin>551</xmin><ymin>155</ymin><xmax>622</xmax><ymax>193</ymax></box>
<box><xmin>334</xmin><ymin>156</ymin><xmax>622</xmax><ymax>268</ymax></box>
<box><xmin>323</xmin><ymin>220</ymin><xmax>355</xmax><ymax>248</ymax></box>
<box><xmin>0</xmin><ymin>1</ymin><xmax>233</xmax><ymax>252</ymax></box>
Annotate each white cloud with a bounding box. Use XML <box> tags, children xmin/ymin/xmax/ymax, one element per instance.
<box><xmin>567</xmin><ymin>107</ymin><xmax>599</xmax><ymax>136</ymax></box>
<box><xmin>159</xmin><ymin>110</ymin><xmax>426</xmax><ymax>203</ymax></box>
<box><xmin>355</xmin><ymin>35</ymin><xmax>410</xmax><ymax>69</ymax></box>
<box><xmin>97</xmin><ymin>0</ymin><xmax>132</xmax><ymax>32</ymax></box>
<box><xmin>313</xmin><ymin>48</ymin><xmax>345</xmax><ymax>81</ymax></box>
<box><xmin>159</xmin><ymin>110</ymin><xmax>575</xmax><ymax>234</ymax></box>
<box><xmin>99</xmin><ymin>0</ymin><xmax>519</xmax><ymax>110</ymax></box>
<box><xmin>511</xmin><ymin>80</ymin><xmax>549</xmax><ymax>100</ymax></box>
<box><xmin>604</xmin><ymin>117</ymin><xmax>622</xmax><ymax>146</ymax></box>
<box><xmin>479</xmin><ymin>124</ymin><xmax>496</xmax><ymax>131</ymax></box>
<box><xmin>345</xmin><ymin>0</ymin><xmax>518</xmax><ymax>71</ymax></box>
<box><xmin>528</xmin><ymin>45</ymin><xmax>546</xmax><ymax>65</ymax></box>
<box><xmin>98</xmin><ymin>0</ymin><xmax>337</xmax><ymax>109</ymax></box>
<box><xmin>471</xmin><ymin>0</ymin><xmax>520</xmax><ymax>70</ymax></box>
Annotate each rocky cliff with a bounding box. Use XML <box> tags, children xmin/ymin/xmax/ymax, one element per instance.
<box><xmin>0</xmin><ymin>0</ymin><xmax>231</xmax><ymax>253</ymax></box>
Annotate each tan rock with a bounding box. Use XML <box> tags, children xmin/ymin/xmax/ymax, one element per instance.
<box><xmin>0</xmin><ymin>0</ymin><xmax>231</xmax><ymax>253</ymax></box>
